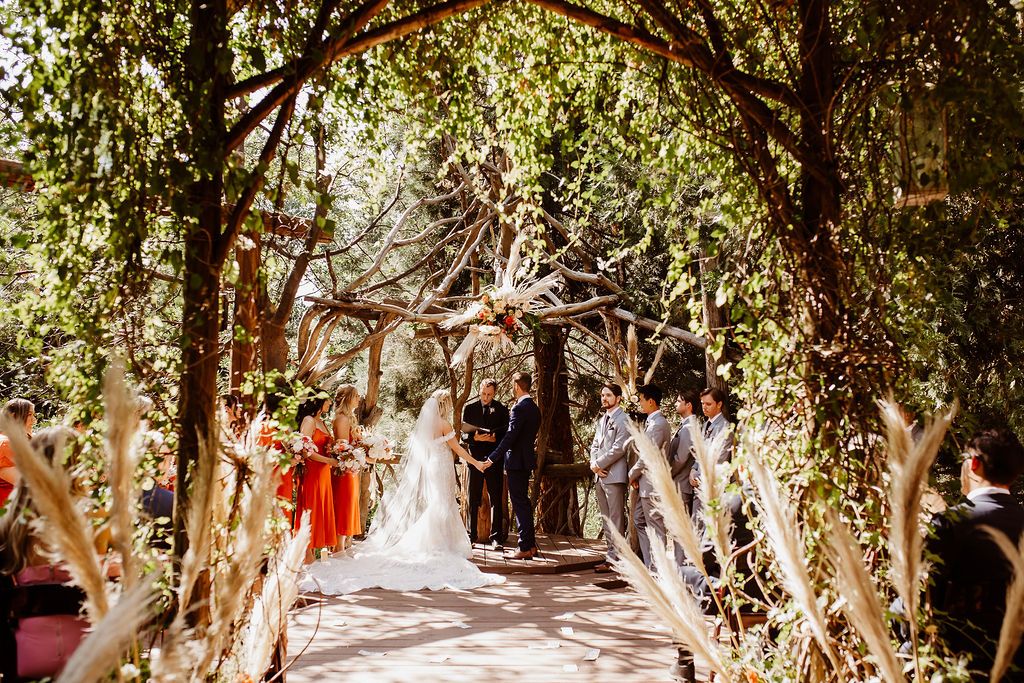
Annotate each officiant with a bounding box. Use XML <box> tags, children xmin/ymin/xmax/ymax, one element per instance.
<box><xmin>461</xmin><ymin>378</ymin><xmax>510</xmax><ymax>548</ymax></box>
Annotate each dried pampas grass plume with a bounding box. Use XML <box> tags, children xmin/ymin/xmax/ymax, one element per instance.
<box><xmin>879</xmin><ymin>399</ymin><xmax>955</xmax><ymax>620</ymax></box>
<box><xmin>607</xmin><ymin>525</ymin><xmax>727</xmax><ymax>680</ymax></box>
<box><xmin>103</xmin><ymin>361</ymin><xmax>143</xmax><ymax>588</ymax></box>
<box><xmin>690</xmin><ymin>422</ymin><xmax>732</xmax><ymax>568</ymax></box>
<box><xmin>154</xmin><ymin>432</ymin><xmax>221</xmax><ymax>681</ymax></box>
<box><xmin>242</xmin><ymin>514</ymin><xmax>312</xmax><ymax>679</ymax></box>
<box><xmin>642</xmin><ymin>340</ymin><xmax>666</xmax><ymax>385</ymax></box>
<box><xmin>984</xmin><ymin>526</ymin><xmax>1024</xmax><ymax>682</ymax></box>
<box><xmin>194</xmin><ymin>446</ymin><xmax>277</xmax><ymax>676</ymax></box>
<box><xmin>0</xmin><ymin>422</ymin><xmax>109</xmax><ymax>622</ymax></box>
<box><xmin>57</xmin><ymin>577</ymin><xmax>156</xmax><ymax>683</ymax></box>
<box><xmin>823</xmin><ymin>508</ymin><xmax>903</xmax><ymax>683</ymax></box>
<box><xmin>625</xmin><ymin>419</ymin><xmax>706</xmax><ymax>576</ymax></box>
<box><xmin>746</xmin><ymin>446</ymin><xmax>837</xmax><ymax>669</ymax></box>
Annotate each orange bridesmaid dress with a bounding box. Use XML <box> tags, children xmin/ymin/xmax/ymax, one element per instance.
<box><xmin>333</xmin><ymin>446</ymin><xmax>362</xmax><ymax>537</ymax></box>
<box><xmin>257</xmin><ymin>422</ymin><xmax>292</xmax><ymax>522</ymax></box>
<box><xmin>299</xmin><ymin>427</ymin><xmax>337</xmax><ymax>549</ymax></box>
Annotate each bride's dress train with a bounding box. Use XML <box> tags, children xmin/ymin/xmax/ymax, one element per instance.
<box><xmin>300</xmin><ymin>398</ymin><xmax>505</xmax><ymax>595</ymax></box>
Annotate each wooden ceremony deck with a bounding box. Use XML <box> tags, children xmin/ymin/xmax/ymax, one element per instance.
<box><xmin>286</xmin><ymin>534</ymin><xmax>691</xmax><ymax>682</ymax></box>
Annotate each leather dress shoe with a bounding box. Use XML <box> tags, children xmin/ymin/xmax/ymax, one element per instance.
<box><xmin>593</xmin><ymin>562</ymin><xmax>614</xmax><ymax>573</ymax></box>
<box><xmin>509</xmin><ymin>547</ymin><xmax>536</xmax><ymax>560</ymax></box>
<box><xmin>489</xmin><ymin>540</ymin><xmax>504</xmax><ymax>550</ymax></box>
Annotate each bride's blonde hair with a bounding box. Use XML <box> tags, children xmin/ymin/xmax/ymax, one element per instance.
<box><xmin>431</xmin><ymin>389</ymin><xmax>453</xmax><ymax>422</ymax></box>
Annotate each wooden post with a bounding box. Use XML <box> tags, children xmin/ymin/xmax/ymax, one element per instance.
<box><xmin>699</xmin><ymin>242</ymin><xmax>728</xmax><ymax>393</ymax></box>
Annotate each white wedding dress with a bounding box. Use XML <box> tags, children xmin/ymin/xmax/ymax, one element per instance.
<box><xmin>300</xmin><ymin>397</ymin><xmax>506</xmax><ymax>594</ymax></box>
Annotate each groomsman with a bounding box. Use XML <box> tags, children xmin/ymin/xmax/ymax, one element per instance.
<box><xmin>627</xmin><ymin>384</ymin><xmax>672</xmax><ymax>569</ymax></box>
<box><xmin>462</xmin><ymin>378</ymin><xmax>509</xmax><ymax>548</ymax></box>
<box><xmin>590</xmin><ymin>383</ymin><xmax>630</xmax><ymax>573</ymax></box>
<box><xmin>669</xmin><ymin>390</ymin><xmax>700</xmax><ymax>517</ymax></box>
<box><xmin>689</xmin><ymin>387</ymin><xmax>733</xmax><ymax>532</ymax></box>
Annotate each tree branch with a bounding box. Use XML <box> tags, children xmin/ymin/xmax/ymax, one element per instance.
<box><xmin>224</xmin><ymin>0</ymin><xmax>487</xmax><ymax>150</ymax></box>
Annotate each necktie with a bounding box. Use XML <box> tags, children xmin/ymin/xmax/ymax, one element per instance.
<box><xmin>704</xmin><ymin>419</ymin><xmax>714</xmax><ymax>439</ymax></box>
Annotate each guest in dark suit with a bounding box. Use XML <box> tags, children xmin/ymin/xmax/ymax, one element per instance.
<box><xmin>929</xmin><ymin>427</ymin><xmax>1024</xmax><ymax>675</ymax></box>
<box><xmin>487</xmin><ymin>372</ymin><xmax>541</xmax><ymax>559</ymax></box>
<box><xmin>462</xmin><ymin>378</ymin><xmax>509</xmax><ymax>547</ymax></box>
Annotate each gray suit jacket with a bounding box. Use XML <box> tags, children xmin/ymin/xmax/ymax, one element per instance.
<box><xmin>627</xmin><ymin>410</ymin><xmax>672</xmax><ymax>498</ymax></box>
<box><xmin>589</xmin><ymin>407</ymin><xmax>631</xmax><ymax>485</ymax></box>
<box><xmin>669</xmin><ymin>414</ymin><xmax>698</xmax><ymax>495</ymax></box>
<box><xmin>691</xmin><ymin>413</ymin><xmax>734</xmax><ymax>481</ymax></box>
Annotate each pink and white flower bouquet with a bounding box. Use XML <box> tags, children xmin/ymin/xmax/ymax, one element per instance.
<box><xmin>332</xmin><ymin>439</ymin><xmax>368</xmax><ymax>473</ymax></box>
<box><xmin>286</xmin><ymin>434</ymin><xmax>319</xmax><ymax>462</ymax></box>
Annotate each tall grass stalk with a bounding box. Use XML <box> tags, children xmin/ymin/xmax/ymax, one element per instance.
<box><xmin>241</xmin><ymin>515</ymin><xmax>312</xmax><ymax>680</ymax></box>
<box><xmin>746</xmin><ymin>445</ymin><xmax>839</xmax><ymax>671</ymax></box>
<box><xmin>608</xmin><ymin>525</ymin><xmax>728</xmax><ymax>679</ymax></box>
<box><xmin>102</xmin><ymin>363</ymin><xmax>143</xmax><ymax>589</ymax></box>
<box><xmin>984</xmin><ymin>527</ymin><xmax>1024</xmax><ymax>682</ymax></box>
<box><xmin>824</xmin><ymin>508</ymin><xmax>904</xmax><ymax>683</ymax></box>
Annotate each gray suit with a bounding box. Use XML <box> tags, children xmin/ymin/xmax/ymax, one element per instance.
<box><xmin>690</xmin><ymin>413</ymin><xmax>733</xmax><ymax>482</ymax></box>
<box><xmin>691</xmin><ymin>413</ymin><xmax>734</xmax><ymax>536</ymax></box>
<box><xmin>590</xmin><ymin>406</ymin><xmax>630</xmax><ymax>561</ymax></box>
<box><xmin>669</xmin><ymin>414</ymin><xmax>699</xmax><ymax>513</ymax></box>
<box><xmin>627</xmin><ymin>410</ymin><xmax>671</xmax><ymax>568</ymax></box>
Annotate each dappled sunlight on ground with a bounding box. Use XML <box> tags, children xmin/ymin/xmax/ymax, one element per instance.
<box><xmin>287</xmin><ymin>568</ymin><xmax>684</xmax><ymax>682</ymax></box>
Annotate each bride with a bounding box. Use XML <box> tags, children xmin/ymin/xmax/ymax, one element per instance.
<box><xmin>300</xmin><ymin>389</ymin><xmax>506</xmax><ymax>594</ymax></box>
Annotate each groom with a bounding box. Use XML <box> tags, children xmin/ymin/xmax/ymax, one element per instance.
<box><xmin>485</xmin><ymin>371</ymin><xmax>541</xmax><ymax>559</ymax></box>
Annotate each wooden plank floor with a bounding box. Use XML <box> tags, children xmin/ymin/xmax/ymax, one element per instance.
<box><xmin>472</xmin><ymin>533</ymin><xmax>605</xmax><ymax>574</ymax></box>
<box><xmin>286</xmin><ymin>568</ymin><xmax>686</xmax><ymax>683</ymax></box>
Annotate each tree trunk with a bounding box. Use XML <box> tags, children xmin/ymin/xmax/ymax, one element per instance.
<box><xmin>263</xmin><ymin>123</ymin><xmax>330</xmax><ymax>375</ymax></box>
<box><xmin>172</xmin><ymin>0</ymin><xmax>228</xmax><ymax>624</ymax></box>
<box><xmin>532</xmin><ymin>325</ymin><xmax>580</xmax><ymax>535</ymax></box>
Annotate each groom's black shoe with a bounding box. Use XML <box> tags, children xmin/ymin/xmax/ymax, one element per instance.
<box><xmin>489</xmin><ymin>540</ymin><xmax>504</xmax><ymax>550</ymax></box>
<box><xmin>509</xmin><ymin>547</ymin><xmax>536</xmax><ymax>560</ymax></box>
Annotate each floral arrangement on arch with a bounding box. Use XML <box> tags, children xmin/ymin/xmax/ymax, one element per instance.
<box><xmin>442</xmin><ymin>234</ymin><xmax>561</xmax><ymax>367</ymax></box>
<box><xmin>332</xmin><ymin>439</ymin><xmax>368</xmax><ymax>473</ymax></box>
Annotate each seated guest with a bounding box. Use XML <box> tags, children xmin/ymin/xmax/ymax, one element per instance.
<box><xmin>0</xmin><ymin>399</ymin><xmax>35</xmax><ymax>510</ymax></box>
<box><xmin>135</xmin><ymin>396</ymin><xmax>174</xmax><ymax>522</ymax></box>
<box><xmin>929</xmin><ymin>427</ymin><xmax>1024</xmax><ymax>675</ymax></box>
<box><xmin>0</xmin><ymin>428</ymin><xmax>103</xmax><ymax>680</ymax></box>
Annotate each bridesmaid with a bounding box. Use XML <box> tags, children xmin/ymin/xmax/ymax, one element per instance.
<box><xmin>332</xmin><ymin>385</ymin><xmax>363</xmax><ymax>555</ymax></box>
<box><xmin>0</xmin><ymin>399</ymin><xmax>34</xmax><ymax>509</ymax></box>
<box><xmin>296</xmin><ymin>394</ymin><xmax>338</xmax><ymax>562</ymax></box>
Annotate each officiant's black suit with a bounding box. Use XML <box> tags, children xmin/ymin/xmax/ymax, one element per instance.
<box><xmin>488</xmin><ymin>396</ymin><xmax>541</xmax><ymax>551</ymax></box>
<box><xmin>462</xmin><ymin>398</ymin><xmax>510</xmax><ymax>544</ymax></box>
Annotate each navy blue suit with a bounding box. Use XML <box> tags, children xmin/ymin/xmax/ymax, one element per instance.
<box><xmin>929</xmin><ymin>490</ymin><xmax>1024</xmax><ymax>674</ymax></box>
<box><xmin>489</xmin><ymin>396</ymin><xmax>541</xmax><ymax>550</ymax></box>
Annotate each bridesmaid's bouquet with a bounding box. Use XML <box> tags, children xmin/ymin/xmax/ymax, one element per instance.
<box><xmin>286</xmin><ymin>434</ymin><xmax>319</xmax><ymax>462</ymax></box>
<box><xmin>332</xmin><ymin>439</ymin><xmax>367</xmax><ymax>473</ymax></box>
